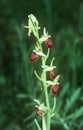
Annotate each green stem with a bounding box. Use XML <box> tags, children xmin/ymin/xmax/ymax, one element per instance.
<box><xmin>34</xmin><ymin>119</ymin><xmax>41</xmax><ymax>130</ymax></box>
<box><xmin>42</xmin><ymin>115</ymin><xmax>46</xmax><ymax>130</ymax></box>
<box><xmin>42</xmin><ymin>56</ymin><xmax>51</xmax><ymax>130</ymax></box>
<box><xmin>44</xmin><ymin>84</ymin><xmax>51</xmax><ymax>130</ymax></box>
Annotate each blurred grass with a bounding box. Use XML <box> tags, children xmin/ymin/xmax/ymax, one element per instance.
<box><xmin>0</xmin><ymin>0</ymin><xmax>83</xmax><ymax>130</ymax></box>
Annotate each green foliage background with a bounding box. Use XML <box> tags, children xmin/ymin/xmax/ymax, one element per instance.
<box><xmin>0</xmin><ymin>0</ymin><xmax>83</xmax><ymax>130</ymax></box>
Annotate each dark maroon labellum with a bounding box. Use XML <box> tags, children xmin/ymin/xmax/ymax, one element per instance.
<box><xmin>51</xmin><ymin>85</ymin><xmax>59</xmax><ymax>95</ymax></box>
<box><xmin>50</xmin><ymin>69</ymin><xmax>55</xmax><ymax>80</ymax></box>
<box><xmin>45</xmin><ymin>38</ymin><xmax>53</xmax><ymax>48</ymax></box>
<box><xmin>36</xmin><ymin>108</ymin><xmax>41</xmax><ymax>117</ymax></box>
<box><xmin>30</xmin><ymin>52</ymin><xmax>39</xmax><ymax>62</ymax></box>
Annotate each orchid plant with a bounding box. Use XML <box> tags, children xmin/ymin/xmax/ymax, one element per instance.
<box><xmin>25</xmin><ymin>14</ymin><xmax>60</xmax><ymax>130</ymax></box>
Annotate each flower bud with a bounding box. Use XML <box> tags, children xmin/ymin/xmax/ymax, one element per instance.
<box><xmin>50</xmin><ymin>69</ymin><xmax>55</xmax><ymax>80</ymax></box>
<box><xmin>45</xmin><ymin>38</ymin><xmax>53</xmax><ymax>48</ymax></box>
<box><xmin>51</xmin><ymin>85</ymin><xmax>59</xmax><ymax>95</ymax></box>
<box><xmin>30</xmin><ymin>52</ymin><xmax>39</xmax><ymax>62</ymax></box>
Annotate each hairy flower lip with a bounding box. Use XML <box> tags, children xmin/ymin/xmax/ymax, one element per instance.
<box><xmin>51</xmin><ymin>85</ymin><xmax>59</xmax><ymax>95</ymax></box>
<box><xmin>50</xmin><ymin>69</ymin><xmax>56</xmax><ymax>80</ymax></box>
<box><xmin>36</xmin><ymin>107</ymin><xmax>41</xmax><ymax>117</ymax></box>
<box><xmin>45</xmin><ymin>38</ymin><xmax>53</xmax><ymax>48</ymax></box>
<box><xmin>30</xmin><ymin>52</ymin><xmax>39</xmax><ymax>62</ymax></box>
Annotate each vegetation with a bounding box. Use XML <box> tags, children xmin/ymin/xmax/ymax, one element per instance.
<box><xmin>0</xmin><ymin>0</ymin><xmax>83</xmax><ymax>130</ymax></box>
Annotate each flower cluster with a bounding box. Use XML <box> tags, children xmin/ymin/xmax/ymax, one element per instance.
<box><xmin>25</xmin><ymin>14</ymin><xmax>60</xmax><ymax>130</ymax></box>
<box><xmin>29</xmin><ymin>37</ymin><xmax>59</xmax><ymax>95</ymax></box>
